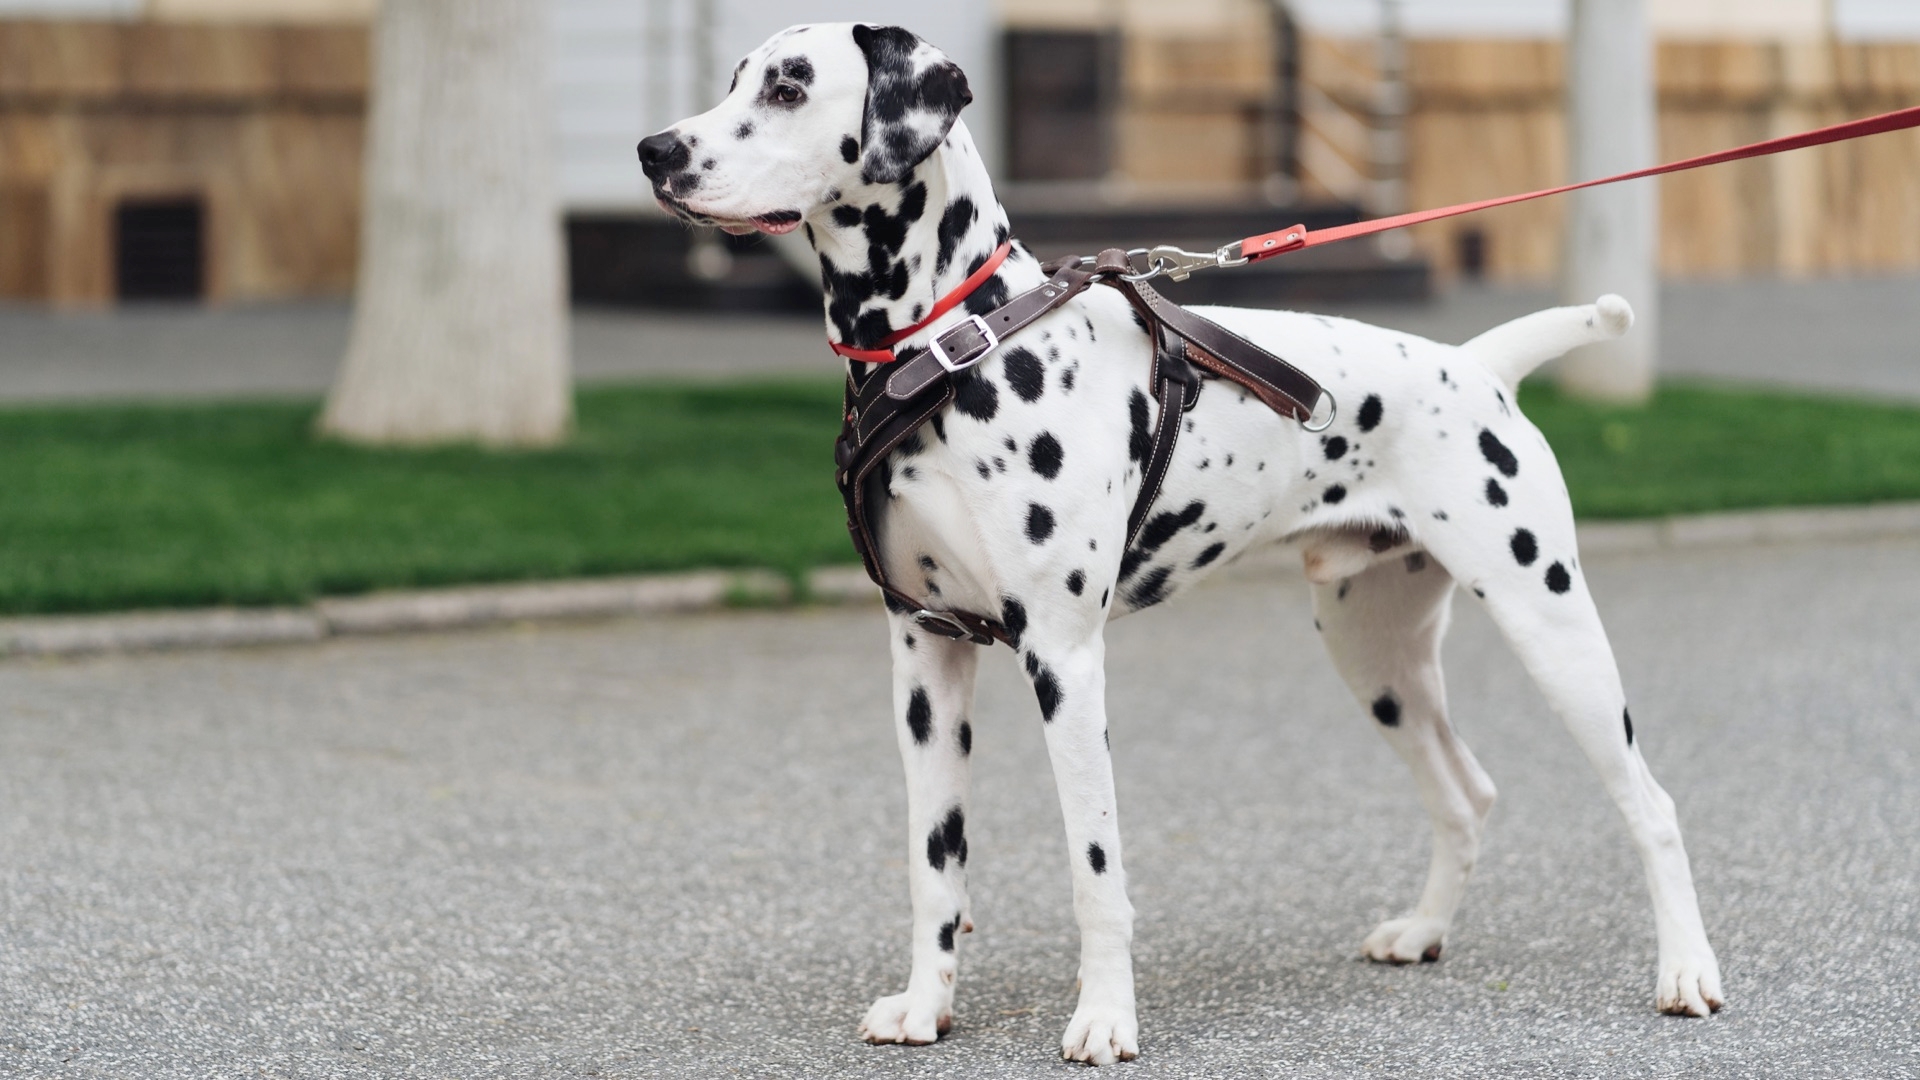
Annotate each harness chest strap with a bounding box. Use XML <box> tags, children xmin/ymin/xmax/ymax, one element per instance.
<box><xmin>833</xmin><ymin>249</ymin><xmax>1329</xmax><ymax>646</ymax></box>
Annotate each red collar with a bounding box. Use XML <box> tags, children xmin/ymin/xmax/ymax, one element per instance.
<box><xmin>828</xmin><ymin>241</ymin><xmax>1013</xmax><ymax>364</ymax></box>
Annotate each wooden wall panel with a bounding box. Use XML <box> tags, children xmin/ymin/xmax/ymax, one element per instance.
<box><xmin>0</xmin><ymin>19</ymin><xmax>367</xmax><ymax>306</ymax></box>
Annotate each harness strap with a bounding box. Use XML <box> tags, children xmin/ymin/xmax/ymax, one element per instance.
<box><xmin>1129</xmin><ymin>322</ymin><xmax>1198</xmax><ymax>547</ymax></box>
<box><xmin>832</xmin><ymin>248</ymin><xmax>1327</xmax><ymax>647</ymax></box>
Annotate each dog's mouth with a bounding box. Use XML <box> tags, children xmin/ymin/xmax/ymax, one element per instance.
<box><xmin>656</xmin><ymin>196</ymin><xmax>803</xmax><ymax>237</ymax></box>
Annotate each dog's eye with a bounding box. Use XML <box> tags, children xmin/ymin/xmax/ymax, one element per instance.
<box><xmin>772</xmin><ymin>83</ymin><xmax>803</xmax><ymax>105</ymax></box>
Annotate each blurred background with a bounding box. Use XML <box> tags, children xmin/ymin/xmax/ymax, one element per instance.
<box><xmin>2</xmin><ymin>0</ymin><xmax>1916</xmax><ymax>314</ymax></box>
<box><xmin>0</xmin><ymin>0</ymin><xmax>1918</xmax><ymax>618</ymax></box>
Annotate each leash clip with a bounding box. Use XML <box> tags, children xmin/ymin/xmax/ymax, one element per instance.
<box><xmin>1121</xmin><ymin>244</ymin><xmax>1248</xmax><ymax>284</ymax></box>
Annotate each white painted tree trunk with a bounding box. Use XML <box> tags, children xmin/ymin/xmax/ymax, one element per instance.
<box><xmin>1557</xmin><ymin>0</ymin><xmax>1658</xmax><ymax>404</ymax></box>
<box><xmin>322</xmin><ymin>0</ymin><xmax>571</xmax><ymax>446</ymax></box>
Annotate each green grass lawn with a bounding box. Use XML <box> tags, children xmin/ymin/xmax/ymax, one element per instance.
<box><xmin>0</xmin><ymin>378</ymin><xmax>1917</xmax><ymax>615</ymax></box>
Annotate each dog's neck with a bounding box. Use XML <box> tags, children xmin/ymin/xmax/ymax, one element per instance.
<box><xmin>806</xmin><ymin>120</ymin><xmax>1043</xmax><ymax>354</ymax></box>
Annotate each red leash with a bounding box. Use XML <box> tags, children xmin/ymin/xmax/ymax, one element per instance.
<box><xmin>825</xmin><ymin>104</ymin><xmax>1920</xmax><ymax>359</ymax></box>
<box><xmin>1228</xmin><ymin>103</ymin><xmax>1920</xmax><ymax>266</ymax></box>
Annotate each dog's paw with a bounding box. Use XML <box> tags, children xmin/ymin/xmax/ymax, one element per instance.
<box><xmin>858</xmin><ymin>991</ymin><xmax>951</xmax><ymax>1046</ymax></box>
<box><xmin>1060</xmin><ymin>998</ymin><xmax>1138</xmax><ymax>1065</ymax></box>
<box><xmin>1361</xmin><ymin>916</ymin><xmax>1448</xmax><ymax>964</ymax></box>
<box><xmin>1656</xmin><ymin>954</ymin><xmax>1725</xmax><ymax>1017</ymax></box>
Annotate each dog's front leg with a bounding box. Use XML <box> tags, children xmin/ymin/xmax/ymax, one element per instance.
<box><xmin>1022</xmin><ymin>630</ymin><xmax>1139</xmax><ymax>1065</ymax></box>
<box><xmin>860</xmin><ymin>613</ymin><xmax>981</xmax><ymax>1046</ymax></box>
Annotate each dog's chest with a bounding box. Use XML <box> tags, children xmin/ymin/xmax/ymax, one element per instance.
<box><xmin>868</xmin><ymin>292</ymin><xmax>1358</xmax><ymax>622</ymax></box>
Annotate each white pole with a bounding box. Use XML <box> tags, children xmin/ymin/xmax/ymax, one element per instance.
<box><xmin>1557</xmin><ymin>0</ymin><xmax>1658</xmax><ymax>403</ymax></box>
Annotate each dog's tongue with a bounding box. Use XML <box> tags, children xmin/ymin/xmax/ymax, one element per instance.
<box><xmin>719</xmin><ymin>223</ymin><xmax>756</xmax><ymax>236</ymax></box>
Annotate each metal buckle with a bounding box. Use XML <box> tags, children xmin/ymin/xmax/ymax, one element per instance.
<box><xmin>914</xmin><ymin>609</ymin><xmax>993</xmax><ymax>646</ymax></box>
<box><xmin>1302</xmin><ymin>389</ymin><xmax>1338</xmax><ymax>432</ymax></box>
<box><xmin>926</xmin><ymin>315</ymin><xmax>998</xmax><ymax>373</ymax></box>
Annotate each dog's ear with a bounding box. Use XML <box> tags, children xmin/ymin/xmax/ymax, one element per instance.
<box><xmin>851</xmin><ymin>24</ymin><xmax>972</xmax><ymax>185</ymax></box>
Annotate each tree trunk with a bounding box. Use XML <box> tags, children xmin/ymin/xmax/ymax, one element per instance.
<box><xmin>321</xmin><ymin>0</ymin><xmax>570</xmax><ymax>446</ymax></box>
<box><xmin>1557</xmin><ymin>0</ymin><xmax>1659</xmax><ymax>404</ymax></box>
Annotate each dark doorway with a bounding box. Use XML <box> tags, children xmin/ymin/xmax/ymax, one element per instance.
<box><xmin>1004</xmin><ymin>29</ymin><xmax>1118</xmax><ymax>182</ymax></box>
<box><xmin>115</xmin><ymin>197</ymin><xmax>206</xmax><ymax>301</ymax></box>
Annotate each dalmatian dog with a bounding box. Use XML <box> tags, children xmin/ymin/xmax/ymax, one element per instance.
<box><xmin>640</xmin><ymin>23</ymin><xmax>1724</xmax><ymax>1065</ymax></box>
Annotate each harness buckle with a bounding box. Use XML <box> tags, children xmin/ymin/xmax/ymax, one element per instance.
<box><xmin>914</xmin><ymin>609</ymin><xmax>995</xmax><ymax>646</ymax></box>
<box><xmin>926</xmin><ymin>315</ymin><xmax>998</xmax><ymax>373</ymax></box>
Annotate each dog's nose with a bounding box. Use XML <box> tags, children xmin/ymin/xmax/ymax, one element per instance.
<box><xmin>638</xmin><ymin>132</ymin><xmax>689</xmax><ymax>180</ymax></box>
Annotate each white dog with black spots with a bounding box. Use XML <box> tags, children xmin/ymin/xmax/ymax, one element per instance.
<box><xmin>640</xmin><ymin>23</ymin><xmax>1724</xmax><ymax>1066</ymax></box>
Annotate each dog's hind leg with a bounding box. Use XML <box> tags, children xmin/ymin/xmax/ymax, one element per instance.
<box><xmin>1421</xmin><ymin>518</ymin><xmax>1724</xmax><ymax>1016</ymax></box>
<box><xmin>1313</xmin><ymin>554</ymin><xmax>1497</xmax><ymax>964</ymax></box>
<box><xmin>859</xmin><ymin>615</ymin><xmax>981</xmax><ymax>1046</ymax></box>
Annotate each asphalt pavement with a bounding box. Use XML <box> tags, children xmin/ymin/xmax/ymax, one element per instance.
<box><xmin>2</xmin><ymin>535</ymin><xmax>1916</xmax><ymax>1078</ymax></box>
<box><xmin>3</xmin><ymin>272</ymin><xmax>1919</xmax><ymax>403</ymax></box>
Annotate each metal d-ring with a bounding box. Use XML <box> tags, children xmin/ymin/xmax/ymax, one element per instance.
<box><xmin>1301</xmin><ymin>389</ymin><xmax>1338</xmax><ymax>432</ymax></box>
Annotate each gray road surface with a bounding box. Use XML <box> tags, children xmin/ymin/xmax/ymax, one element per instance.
<box><xmin>3</xmin><ymin>536</ymin><xmax>1917</xmax><ymax>1078</ymax></box>
<box><xmin>2</xmin><ymin>273</ymin><xmax>1918</xmax><ymax>403</ymax></box>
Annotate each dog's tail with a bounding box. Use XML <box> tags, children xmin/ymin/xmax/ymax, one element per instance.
<box><xmin>1463</xmin><ymin>294</ymin><xmax>1633</xmax><ymax>390</ymax></box>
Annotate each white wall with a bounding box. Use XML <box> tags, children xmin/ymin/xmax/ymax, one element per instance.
<box><xmin>555</xmin><ymin>0</ymin><xmax>999</xmax><ymax>211</ymax></box>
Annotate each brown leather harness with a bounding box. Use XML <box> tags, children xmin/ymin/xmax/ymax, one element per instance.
<box><xmin>831</xmin><ymin>247</ymin><xmax>1334</xmax><ymax>647</ymax></box>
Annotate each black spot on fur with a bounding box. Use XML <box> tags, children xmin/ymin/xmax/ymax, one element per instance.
<box><xmin>840</xmin><ymin>135</ymin><xmax>858</xmax><ymax>162</ymax></box>
<box><xmin>1623</xmin><ymin>708</ymin><xmax>1634</xmax><ymax>745</ymax></box>
<box><xmin>1087</xmin><ymin>842</ymin><xmax>1107</xmax><ymax>875</ymax></box>
<box><xmin>1545</xmin><ymin>561</ymin><xmax>1572</xmax><ymax>593</ymax></box>
<box><xmin>1405</xmin><ymin>552</ymin><xmax>1428</xmax><ymax>573</ymax></box>
<box><xmin>779</xmin><ymin>55</ymin><xmax>815</xmax><ymax>85</ymax></box>
<box><xmin>1357</xmin><ymin>394</ymin><xmax>1384</xmax><ymax>432</ymax></box>
<box><xmin>733</xmin><ymin>121</ymin><xmax>754</xmax><ymax>139</ymax></box>
<box><xmin>1192</xmin><ymin>542</ymin><xmax>1226</xmax><ymax>569</ymax></box>
<box><xmin>926</xmin><ymin>805</ymin><xmax>967</xmax><ymax>871</ymax></box>
<box><xmin>1027</xmin><ymin>433</ymin><xmax>1064</xmax><ymax>479</ymax></box>
<box><xmin>959</xmin><ymin>720</ymin><xmax>972</xmax><ymax>755</ymax></box>
<box><xmin>1323</xmin><ymin>484</ymin><xmax>1347</xmax><ymax>505</ymax></box>
<box><xmin>1026</xmin><ymin>503</ymin><xmax>1055</xmax><ymax>544</ymax></box>
<box><xmin>1025</xmin><ymin>652</ymin><xmax>1063</xmax><ymax>720</ymax></box>
<box><xmin>938</xmin><ymin>915</ymin><xmax>961</xmax><ymax>951</ymax></box>
<box><xmin>884</xmin><ymin>592</ymin><xmax>912</xmax><ymax>615</ymax></box>
<box><xmin>1065</xmin><ymin>569</ymin><xmax>1085</xmax><ymax>595</ymax></box>
<box><xmin>831</xmin><ymin>204</ymin><xmax>861</xmax><ymax>229</ymax></box>
<box><xmin>1486</xmin><ymin>478</ymin><xmax>1508</xmax><ymax>507</ymax></box>
<box><xmin>1510</xmin><ymin>528</ymin><xmax>1538</xmax><ymax>566</ymax></box>
<box><xmin>974</xmin><ymin>459</ymin><xmax>990</xmax><ymax>479</ymax></box>
<box><xmin>1127</xmin><ymin>390</ymin><xmax>1152</xmax><ymax>463</ymax></box>
<box><xmin>897</xmin><ymin>430</ymin><xmax>923</xmax><ymax>456</ymax></box>
<box><xmin>929</xmin><ymin>411</ymin><xmax>946</xmax><ymax>443</ymax></box>
<box><xmin>1137</xmin><ymin>500</ymin><xmax>1206</xmax><ymax>553</ymax></box>
<box><xmin>935</xmin><ymin>197</ymin><xmax>977</xmax><ymax>275</ymax></box>
<box><xmin>1127</xmin><ymin>565</ymin><xmax>1174</xmax><ymax>609</ymax></box>
<box><xmin>906</xmin><ymin>687</ymin><xmax>933</xmax><ymax>744</ymax></box>
<box><xmin>953</xmin><ymin>369</ymin><xmax>998</xmax><ymax>421</ymax></box>
<box><xmin>1480</xmin><ymin>429</ymin><xmax>1520</xmax><ymax>477</ymax></box>
<box><xmin>1060</xmin><ymin>364</ymin><xmax>1077</xmax><ymax>393</ymax></box>
<box><xmin>1372</xmin><ymin>692</ymin><xmax>1401</xmax><ymax>727</ymax></box>
<box><xmin>1099</xmin><ymin>587</ymin><xmax>1109</xmax><ymax>607</ymax></box>
<box><xmin>1000</xmin><ymin>596</ymin><xmax>1027</xmax><ymax>647</ymax></box>
<box><xmin>1003</xmin><ymin>347</ymin><xmax>1045</xmax><ymax>402</ymax></box>
<box><xmin>1323</xmin><ymin>435</ymin><xmax>1348</xmax><ymax>460</ymax></box>
<box><xmin>1117</xmin><ymin>549</ymin><xmax>1148</xmax><ymax>582</ymax></box>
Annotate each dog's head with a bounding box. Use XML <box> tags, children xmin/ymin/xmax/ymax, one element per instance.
<box><xmin>639</xmin><ymin>23</ymin><xmax>971</xmax><ymax>235</ymax></box>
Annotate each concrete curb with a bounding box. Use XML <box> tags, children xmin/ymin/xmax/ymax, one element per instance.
<box><xmin>3</xmin><ymin>501</ymin><xmax>1916</xmax><ymax>660</ymax></box>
